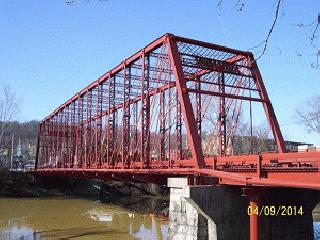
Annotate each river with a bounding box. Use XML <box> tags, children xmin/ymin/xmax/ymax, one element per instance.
<box><xmin>2</xmin><ymin>197</ymin><xmax>320</xmax><ymax>239</ymax></box>
<box><xmin>0</xmin><ymin>198</ymin><xmax>168</xmax><ymax>239</ymax></box>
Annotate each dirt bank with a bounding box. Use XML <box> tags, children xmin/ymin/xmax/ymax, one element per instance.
<box><xmin>0</xmin><ymin>170</ymin><xmax>169</xmax><ymax>216</ymax></box>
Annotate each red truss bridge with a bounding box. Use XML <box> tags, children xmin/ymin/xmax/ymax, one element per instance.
<box><xmin>34</xmin><ymin>33</ymin><xmax>320</xmax><ymax>190</ymax></box>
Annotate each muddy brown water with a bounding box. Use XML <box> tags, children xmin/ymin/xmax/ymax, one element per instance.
<box><xmin>2</xmin><ymin>196</ymin><xmax>320</xmax><ymax>239</ymax></box>
<box><xmin>0</xmin><ymin>198</ymin><xmax>168</xmax><ymax>239</ymax></box>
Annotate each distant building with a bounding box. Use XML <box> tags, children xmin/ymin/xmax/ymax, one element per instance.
<box><xmin>25</xmin><ymin>159</ymin><xmax>35</xmax><ymax>170</ymax></box>
<box><xmin>284</xmin><ymin>140</ymin><xmax>313</xmax><ymax>152</ymax></box>
<box><xmin>16</xmin><ymin>138</ymin><xmax>22</xmax><ymax>157</ymax></box>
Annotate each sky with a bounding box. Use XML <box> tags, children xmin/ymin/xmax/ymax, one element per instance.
<box><xmin>0</xmin><ymin>0</ymin><xmax>319</xmax><ymax>145</ymax></box>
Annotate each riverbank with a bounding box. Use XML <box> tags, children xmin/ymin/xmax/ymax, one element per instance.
<box><xmin>0</xmin><ymin>170</ymin><xmax>55</xmax><ymax>197</ymax></box>
<box><xmin>0</xmin><ymin>170</ymin><xmax>169</xmax><ymax>217</ymax></box>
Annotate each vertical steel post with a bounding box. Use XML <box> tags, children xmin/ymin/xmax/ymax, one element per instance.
<box><xmin>250</xmin><ymin>196</ymin><xmax>259</xmax><ymax>240</ymax></box>
<box><xmin>176</xmin><ymin>92</ymin><xmax>182</xmax><ymax>164</ymax></box>
<box><xmin>49</xmin><ymin>121</ymin><xmax>52</xmax><ymax>167</ymax></box>
<box><xmin>160</xmin><ymin>89</ymin><xmax>165</xmax><ymax>162</ymax></box>
<box><xmin>95</xmin><ymin>86</ymin><xmax>100</xmax><ymax>168</ymax></box>
<box><xmin>84</xmin><ymin>94</ymin><xmax>88</xmax><ymax>167</ymax></box>
<box><xmin>35</xmin><ymin>124</ymin><xmax>40</xmax><ymax>170</ymax></box>
<box><xmin>65</xmin><ymin>107</ymin><xmax>69</xmax><ymax>167</ymax></box>
<box><xmin>53</xmin><ymin>117</ymin><xmax>56</xmax><ymax>167</ymax></box>
<box><xmin>71</xmin><ymin>102</ymin><xmax>76</xmax><ymax>168</ymax></box>
<box><xmin>89</xmin><ymin>90</ymin><xmax>93</xmax><ymax>168</ymax></box>
<box><xmin>53</xmin><ymin>116</ymin><xmax>57</xmax><ymax>167</ymax></box>
<box><xmin>195</xmin><ymin>75</ymin><xmax>201</xmax><ymax>138</ymax></box>
<box><xmin>84</xmin><ymin>95</ymin><xmax>87</xmax><ymax>168</ymax></box>
<box><xmin>69</xmin><ymin>105</ymin><xmax>72</xmax><ymax>167</ymax></box>
<box><xmin>168</xmin><ymin>87</ymin><xmax>172</xmax><ymax>162</ymax></box>
<box><xmin>79</xmin><ymin>96</ymin><xmax>84</xmax><ymax>168</ymax></box>
<box><xmin>218</xmin><ymin>72</ymin><xmax>227</xmax><ymax>157</ymax></box>
<box><xmin>99</xmin><ymin>83</ymin><xmax>104</xmax><ymax>167</ymax></box>
<box><xmin>62</xmin><ymin>110</ymin><xmax>66</xmax><ymax>167</ymax></box>
<box><xmin>122</xmin><ymin>64</ymin><xmax>131</xmax><ymax>168</ymax></box>
<box><xmin>58</xmin><ymin>113</ymin><xmax>63</xmax><ymax>168</ymax></box>
<box><xmin>134</xmin><ymin>102</ymin><xmax>138</xmax><ymax>158</ymax></box>
<box><xmin>140</xmin><ymin>52</ymin><xmax>150</xmax><ymax>168</ymax></box>
<box><xmin>107</xmin><ymin>75</ymin><xmax>116</xmax><ymax>167</ymax></box>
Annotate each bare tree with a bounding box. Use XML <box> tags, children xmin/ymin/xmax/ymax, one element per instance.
<box><xmin>252</xmin><ymin>0</ymin><xmax>283</xmax><ymax>61</ymax></box>
<box><xmin>216</xmin><ymin>0</ymin><xmax>283</xmax><ymax>60</ymax></box>
<box><xmin>0</xmin><ymin>84</ymin><xmax>20</xmax><ymax>154</ymax></box>
<box><xmin>217</xmin><ymin>1</ymin><xmax>319</xmax><ymax>67</ymax></box>
<box><xmin>253</xmin><ymin>123</ymin><xmax>273</xmax><ymax>152</ymax></box>
<box><xmin>296</xmin><ymin>95</ymin><xmax>320</xmax><ymax>134</ymax></box>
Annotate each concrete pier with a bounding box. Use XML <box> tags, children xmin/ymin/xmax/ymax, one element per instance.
<box><xmin>167</xmin><ymin>178</ymin><xmax>319</xmax><ymax>240</ymax></box>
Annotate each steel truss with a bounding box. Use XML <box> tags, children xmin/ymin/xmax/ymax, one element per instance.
<box><xmin>35</xmin><ymin>34</ymin><xmax>320</xmax><ymax>191</ymax></box>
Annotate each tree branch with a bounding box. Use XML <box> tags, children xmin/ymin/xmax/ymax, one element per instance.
<box><xmin>254</xmin><ymin>0</ymin><xmax>282</xmax><ymax>61</ymax></box>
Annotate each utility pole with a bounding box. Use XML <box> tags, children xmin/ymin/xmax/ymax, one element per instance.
<box><xmin>10</xmin><ymin>135</ymin><xmax>14</xmax><ymax>170</ymax></box>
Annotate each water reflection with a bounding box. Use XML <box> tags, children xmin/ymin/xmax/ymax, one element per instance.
<box><xmin>0</xmin><ymin>198</ymin><xmax>168</xmax><ymax>239</ymax></box>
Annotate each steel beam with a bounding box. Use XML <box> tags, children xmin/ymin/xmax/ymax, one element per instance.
<box><xmin>167</xmin><ymin>35</ymin><xmax>206</xmax><ymax>168</ymax></box>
